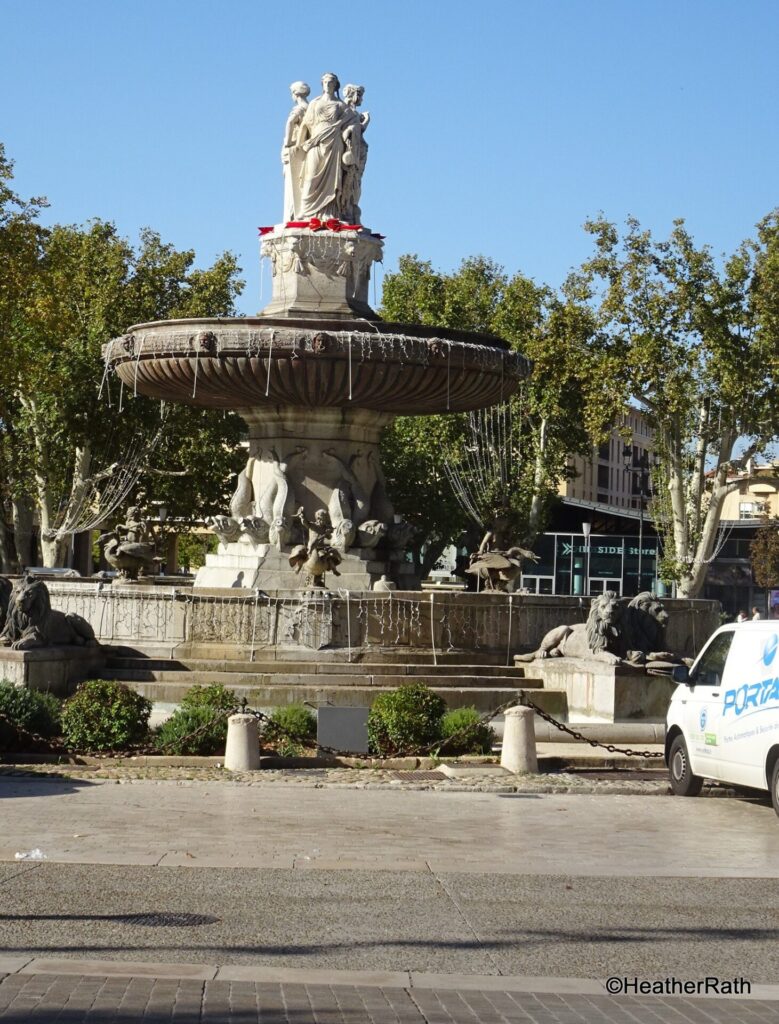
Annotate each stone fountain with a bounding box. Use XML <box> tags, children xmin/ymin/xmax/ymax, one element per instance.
<box><xmin>103</xmin><ymin>72</ymin><xmax>529</xmax><ymax>592</ymax></box>
<box><xmin>5</xmin><ymin>74</ymin><xmax>720</xmax><ymax>723</ymax></box>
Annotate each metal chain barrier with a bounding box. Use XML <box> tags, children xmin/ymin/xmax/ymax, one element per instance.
<box><xmin>417</xmin><ymin>691</ymin><xmax>665</xmax><ymax>760</ymax></box>
<box><xmin>515</xmin><ymin>691</ymin><xmax>664</xmax><ymax>760</ymax></box>
<box><xmin>1</xmin><ymin>692</ymin><xmax>665</xmax><ymax>763</ymax></box>
<box><xmin>0</xmin><ymin>706</ymin><xmax>235</xmax><ymax>759</ymax></box>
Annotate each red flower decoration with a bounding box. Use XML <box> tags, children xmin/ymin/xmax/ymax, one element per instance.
<box><xmin>283</xmin><ymin>218</ymin><xmax>366</xmax><ymax>232</ymax></box>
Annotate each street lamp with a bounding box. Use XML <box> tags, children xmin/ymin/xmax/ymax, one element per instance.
<box><xmin>622</xmin><ymin>445</ymin><xmax>659</xmax><ymax>595</ymax></box>
<box><xmin>582</xmin><ymin>521</ymin><xmax>592</xmax><ymax>595</ymax></box>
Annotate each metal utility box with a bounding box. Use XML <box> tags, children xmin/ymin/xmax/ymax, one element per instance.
<box><xmin>317</xmin><ymin>706</ymin><xmax>370</xmax><ymax>754</ymax></box>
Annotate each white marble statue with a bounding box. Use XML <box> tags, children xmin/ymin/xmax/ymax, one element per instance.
<box><xmin>296</xmin><ymin>72</ymin><xmax>361</xmax><ymax>221</ymax></box>
<box><xmin>281</xmin><ymin>81</ymin><xmax>310</xmax><ymax>221</ymax></box>
<box><xmin>341</xmin><ymin>84</ymin><xmax>369</xmax><ymax>224</ymax></box>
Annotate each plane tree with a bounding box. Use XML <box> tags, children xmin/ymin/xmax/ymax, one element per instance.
<box><xmin>380</xmin><ymin>255</ymin><xmax>615</xmax><ymax>576</ymax></box>
<box><xmin>580</xmin><ymin>213</ymin><xmax>779</xmax><ymax>597</ymax></box>
<box><xmin>0</xmin><ymin>147</ymin><xmax>246</xmax><ymax>567</ymax></box>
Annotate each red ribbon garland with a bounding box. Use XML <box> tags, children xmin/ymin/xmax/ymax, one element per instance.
<box><xmin>258</xmin><ymin>218</ymin><xmax>364</xmax><ymax>236</ymax></box>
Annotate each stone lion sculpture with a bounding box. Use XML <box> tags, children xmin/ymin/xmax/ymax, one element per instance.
<box><xmin>621</xmin><ymin>592</ymin><xmax>669</xmax><ymax>658</ymax></box>
<box><xmin>515</xmin><ymin>590</ymin><xmax>679</xmax><ymax>668</ymax></box>
<box><xmin>0</xmin><ymin>576</ymin><xmax>11</xmax><ymax>632</ymax></box>
<box><xmin>0</xmin><ymin>575</ymin><xmax>97</xmax><ymax>650</ymax></box>
<box><xmin>516</xmin><ymin>591</ymin><xmax>625</xmax><ymax>664</ymax></box>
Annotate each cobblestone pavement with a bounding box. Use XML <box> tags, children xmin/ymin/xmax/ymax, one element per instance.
<box><xmin>0</xmin><ymin>761</ymin><xmax>675</xmax><ymax>795</ymax></box>
<box><xmin>0</xmin><ymin>970</ymin><xmax>776</xmax><ymax>1023</ymax></box>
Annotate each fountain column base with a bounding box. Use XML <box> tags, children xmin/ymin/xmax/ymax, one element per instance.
<box><xmin>195</xmin><ymin>544</ymin><xmax>416</xmax><ymax>592</ymax></box>
<box><xmin>194</xmin><ymin>406</ymin><xmax>418</xmax><ymax>592</ymax></box>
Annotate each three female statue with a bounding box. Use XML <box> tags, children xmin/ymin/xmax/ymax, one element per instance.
<box><xmin>281</xmin><ymin>73</ymin><xmax>369</xmax><ymax>224</ymax></box>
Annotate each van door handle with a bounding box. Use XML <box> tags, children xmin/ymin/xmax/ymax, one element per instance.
<box><xmin>712</xmin><ymin>692</ymin><xmax>719</xmax><ymax>697</ymax></box>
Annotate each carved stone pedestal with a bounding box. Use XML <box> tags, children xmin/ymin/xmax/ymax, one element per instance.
<box><xmin>523</xmin><ymin>658</ymin><xmax>677</xmax><ymax>722</ymax></box>
<box><xmin>194</xmin><ymin>407</ymin><xmax>417</xmax><ymax>592</ymax></box>
<box><xmin>0</xmin><ymin>646</ymin><xmax>106</xmax><ymax>697</ymax></box>
<box><xmin>259</xmin><ymin>226</ymin><xmax>384</xmax><ymax>320</ymax></box>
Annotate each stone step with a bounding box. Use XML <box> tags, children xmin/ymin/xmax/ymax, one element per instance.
<box><xmin>122</xmin><ymin>680</ymin><xmax>567</xmax><ymax>716</ymax></box>
<box><xmin>105</xmin><ymin>644</ymin><xmax>520</xmax><ymax>665</ymax></box>
<box><xmin>104</xmin><ymin>657</ymin><xmax>526</xmax><ymax>678</ymax></box>
<box><xmin>105</xmin><ymin>668</ymin><xmax>544</xmax><ymax>690</ymax></box>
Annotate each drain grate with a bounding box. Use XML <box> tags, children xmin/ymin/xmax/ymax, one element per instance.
<box><xmin>389</xmin><ymin>771</ymin><xmax>447</xmax><ymax>781</ymax></box>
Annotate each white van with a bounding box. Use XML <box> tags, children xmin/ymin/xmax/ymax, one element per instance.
<box><xmin>666</xmin><ymin>622</ymin><xmax>779</xmax><ymax>816</ymax></box>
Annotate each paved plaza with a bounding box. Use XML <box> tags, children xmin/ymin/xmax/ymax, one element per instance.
<box><xmin>1</xmin><ymin>777</ymin><xmax>779</xmax><ymax>1020</ymax></box>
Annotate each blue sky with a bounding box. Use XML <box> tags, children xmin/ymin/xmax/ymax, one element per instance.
<box><xmin>3</xmin><ymin>0</ymin><xmax>777</xmax><ymax>313</ymax></box>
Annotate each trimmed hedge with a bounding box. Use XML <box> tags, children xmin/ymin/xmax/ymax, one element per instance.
<box><xmin>264</xmin><ymin>704</ymin><xmax>317</xmax><ymax>756</ymax></box>
<box><xmin>367</xmin><ymin>683</ymin><xmax>446</xmax><ymax>756</ymax></box>
<box><xmin>439</xmin><ymin>706</ymin><xmax>496</xmax><ymax>755</ymax></box>
<box><xmin>61</xmin><ymin>679</ymin><xmax>151</xmax><ymax>752</ymax></box>
<box><xmin>0</xmin><ymin>682</ymin><xmax>61</xmax><ymax>751</ymax></box>
<box><xmin>153</xmin><ymin>682</ymin><xmax>238</xmax><ymax>755</ymax></box>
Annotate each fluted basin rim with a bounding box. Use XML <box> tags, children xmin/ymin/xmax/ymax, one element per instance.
<box><xmin>103</xmin><ymin>317</ymin><xmax>531</xmax><ymax>414</ymax></box>
<box><xmin>120</xmin><ymin>316</ymin><xmax>515</xmax><ymax>350</ymax></box>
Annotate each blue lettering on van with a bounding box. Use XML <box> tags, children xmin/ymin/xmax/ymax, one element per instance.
<box><xmin>723</xmin><ymin>676</ymin><xmax>779</xmax><ymax>717</ymax></box>
<box><xmin>763</xmin><ymin>634</ymin><xmax>778</xmax><ymax>668</ymax></box>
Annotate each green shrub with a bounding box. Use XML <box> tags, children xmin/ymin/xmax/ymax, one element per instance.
<box><xmin>264</xmin><ymin>704</ymin><xmax>317</xmax><ymax>751</ymax></box>
<box><xmin>180</xmin><ymin>683</ymin><xmax>238</xmax><ymax>713</ymax></box>
<box><xmin>0</xmin><ymin>682</ymin><xmax>61</xmax><ymax>751</ymax></box>
<box><xmin>368</xmin><ymin>683</ymin><xmax>446</xmax><ymax>756</ymax></box>
<box><xmin>154</xmin><ymin>705</ymin><xmax>230</xmax><ymax>755</ymax></box>
<box><xmin>439</xmin><ymin>706</ymin><xmax>496</xmax><ymax>755</ymax></box>
<box><xmin>61</xmin><ymin>679</ymin><xmax>151</xmax><ymax>752</ymax></box>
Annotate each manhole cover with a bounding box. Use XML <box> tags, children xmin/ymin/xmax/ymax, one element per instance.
<box><xmin>113</xmin><ymin>912</ymin><xmax>220</xmax><ymax>927</ymax></box>
<box><xmin>389</xmin><ymin>771</ymin><xmax>446</xmax><ymax>781</ymax></box>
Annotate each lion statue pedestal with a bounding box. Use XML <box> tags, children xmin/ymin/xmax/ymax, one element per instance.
<box><xmin>0</xmin><ymin>575</ymin><xmax>104</xmax><ymax>697</ymax></box>
<box><xmin>514</xmin><ymin>591</ymin><xmax>686</xmax><ymax>723</ymax></box>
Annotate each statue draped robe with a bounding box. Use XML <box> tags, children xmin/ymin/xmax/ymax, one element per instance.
<box><xmin>297</xmin><ymin>97</ymin><xmax>358</xmax><ymax>220</ymax></box>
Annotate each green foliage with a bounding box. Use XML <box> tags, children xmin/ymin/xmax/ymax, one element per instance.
<box><xmin>263</xmin><ymin>704</ymin><xmax>317</xmax><ymax>758</ymax></box>
<box><xmin>176</xmin><ymin>532</ymin><xmax>218</xmax><ymax>572</ymax></box>
<box><xmin>380</xmin><ymin>255</ymin><xmax>610</xmax><ymax>571</ymax></box>
<box><xmin>0</xmin><ymin>144</ymin><xmax>246</xmax><ymax>567</ymax></box>
<box><xmin>580</xmin><ymin>213</ymin><xmax>779</xmax><ymax>596</ymax></box>
<box><xmin>367</xmin><ymin>683</ymin><xmax>446</xmax><ymax>756</ymax></box>
<box><xmin>154</xmin><ymin>705</ymin><xmax>229</xmax><ymax>756</ymax></box>
<box><xmin>0</xmin><ymin>682</ymin><xmax>61</xmax><ymax>751</ymax></box>
<box><xmin>438</xmin><ymin>706</ymin><xmax>496</xmax><ymax>755</ymax></box>
<box><xmin>60</xmin><ymin>679</ymin><xmax>151</xmax><ymax>752</ymax></box>
<box><xmin>751</xmin><ymin>516</ymin><xmax>779</xmax><ymax>589</ymax></box>
<box><xmin>181</xmin><ymin>682</ymin><xmax>238</xmax><ymax>712</ymax></box>
<box><xmin>150</xmin><ymin>682</ymin><xmax>237</xmax><ymax>755</ymax></box>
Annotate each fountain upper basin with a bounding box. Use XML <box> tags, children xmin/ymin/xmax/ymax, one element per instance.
<box><xmin>103</xmin><ymin>317</ymin><xmax>529</xmax><ymax>414</ymax></box>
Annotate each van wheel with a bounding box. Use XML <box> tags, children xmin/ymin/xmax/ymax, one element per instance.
<box><xmin>770</xmin><ymin>761</ymin><xmax>779</xmax><ymax>818</ymax></box>
<box><xmin>668</xmin><ymin>736</ymin><xmax>703</xmax><ymax>797</ymax></box>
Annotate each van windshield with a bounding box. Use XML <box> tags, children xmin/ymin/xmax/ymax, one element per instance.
<box><xmin>690</xmin><ymin>631</ymin><xmax>734</xmax><ymax>687</ymax></box>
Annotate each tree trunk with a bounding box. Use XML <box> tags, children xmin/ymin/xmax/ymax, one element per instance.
<box><xmin>527</xmin><ymin>418</ymin><xmax>548</xmax><ymax>540</ymax></box>
<box><xmin>11</xmin><ymin>495</ymin><xmax>36</xmax><ymax>570</ymax></box>
<box><xmin>38</xmin><ymin>443</ymin><xmax>92</xmax><ymax>568</ymax></box>
<box><xmin>0</xmin><ymin>512</ymin><xmax>11</xmax><ymax>574</ymax></box>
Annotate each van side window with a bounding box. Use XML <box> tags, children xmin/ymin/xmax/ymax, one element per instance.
<box><xmin>690</xmin><ymin>632</ymin><xmax>734</xmax><ymax>687</ymax></box>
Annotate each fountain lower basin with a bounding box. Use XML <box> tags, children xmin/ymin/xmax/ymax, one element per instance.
<box><xmin>103</xmin><ymin>317</ymin><xmax>528</xmax><ymax>413</ymax></box>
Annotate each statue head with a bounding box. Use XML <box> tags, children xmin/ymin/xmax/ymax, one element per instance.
<box><xmin>290</xmin><ymin>80</ymin><xmax>310</xmax><ymax>101</ymax></box>
<box><xmin>321</xmin><ymin>72</ymin><xmax>341</xmax><ymax>98</ymax></box>
<box><xmin>343</xmin><ymin>84</ymin><xmax>364</xmax><ymax>107</ymax></box>
<box><xmin>314</xmin><ymin>509</ymin><xmax>329</xmax><ymax>527</ymax></box>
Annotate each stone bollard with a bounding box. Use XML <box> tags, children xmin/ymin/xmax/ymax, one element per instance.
<box><xmin>224</xmin><ymin>714</ymin><xmax>261</xmax><ymax>771</ymax></box>
<box><xmin>501</xmin><ymin>706</ymin><xmax>538</xmax><ymax>774</ymax></box>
